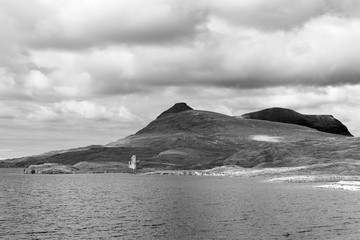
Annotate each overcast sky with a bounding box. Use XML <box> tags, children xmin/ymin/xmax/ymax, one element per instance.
<box><xmin>1</xmin><ymin>0</ymin><xmax>360</xmax><ymax>159</ymax></box>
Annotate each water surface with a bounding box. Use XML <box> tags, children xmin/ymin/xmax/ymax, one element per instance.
<box><xmin>1</xmin><ymin>168</ymin><xmax>360</xmax><ymax>239</ymax></box>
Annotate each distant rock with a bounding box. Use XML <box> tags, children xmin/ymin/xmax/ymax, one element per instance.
<box><xmin>242</xmin><ymin>107</ymin><xmax>353</xmax><ymax>137</ymax></box>
<box><xmin>24</xmin><ymin>163</ymin><xmax>77</xmax><ymax>174</ymax></box>
<box><xmin>156</xmin><ymin>102</ymin><xmax>193</xmax><ymax>119</ymax></box>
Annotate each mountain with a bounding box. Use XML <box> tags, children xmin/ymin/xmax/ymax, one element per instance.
<box><xmin>242</xmin><ymin>107</ymin><xmax>353</xmax><ymax>136</ymax></box>
<box><xmin>1</xmin><ymin>103</ymin><xmax>358</xmax><ymax>174</ymax></box>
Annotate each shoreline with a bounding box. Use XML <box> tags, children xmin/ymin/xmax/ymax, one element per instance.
<box><xmin>316</xmin><ymin>181</ymin><xmax>360</xmax><ymax>191</ymax></box>
<box><xmin>19</xmin><ymin>163</ymin><xmax>360</xmax><ymax>190</ymax></box>
<box><xmin>143</xmin><ymin>165</ymin><xmax>360</xmax><ymax>191</ymax></box>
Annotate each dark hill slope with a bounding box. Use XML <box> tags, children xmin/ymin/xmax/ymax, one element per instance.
<box><xmin>1</xmin><ymin>103</ymin><xmax>357</xmax><ymax>171</ymax></box>
<box><xmin>242</xmin><ymin>107</ymin><xmax>353</xmax><ymax>136</ymax></box>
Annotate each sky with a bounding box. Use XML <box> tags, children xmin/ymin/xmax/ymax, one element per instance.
<box><xmin>1</xmin><ymin>0</ymin><xmax>360</xmax><ymax>159</ymax></box>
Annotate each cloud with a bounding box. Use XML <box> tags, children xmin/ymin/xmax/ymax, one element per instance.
<box><xmin>198</xmin><ymin>15</ymin><xmax>360</xmax><ymax>88</ymax></box>
<box><xmin>26</xmin><ymin>100</ymin><xmax>141</xmax><ymax>122</ymax></box>
<box><xmin>28</xmin><ymin>13</ymin><xmax>360</xmax><ymax>94</ymax></box>
<box><xmin>0</xmin><ymin>102</ymin><xmax>19</xmax><ymax>120</ymax></box>
<box><xmin>1</xmin><ymin>0</ymin><xmax>360</xmax><ymax>102</ymax></box>
<box><xmin>13</xmin><ymin>0</ymin><xmax>206</xmax><ymax>50</ymax></box>
<box><xmin>27</xmin><ymin>105</ymin><xmax>62</xmax><ymax>122</ymax></box>
<box><xmin>56</xmin><ymin>100</ymin><xmax>115</xmax><ymax>121</ymax></box>
<box><xmin>0</xmin><ymin>114</ymin><xmax>15</xmax><ymax>120</ymax></box>
<box><xmin>203</xmin><ymin>0</ymin><xmax>360</xmax><ymax>30</ymax></box>
<box><xmin>203</xmin><ymin>0</ymin><xmax>325</xmax><ymax>30</ymax></box>
<box><xmin>0</xmin><ymin>149</ymin><xmax>12</xmax><ymax>152</ymax></box>
<box><xmin>25</xmin><ymin>70</ymin><xmax>51</xmax><ymax>90</ymax></box>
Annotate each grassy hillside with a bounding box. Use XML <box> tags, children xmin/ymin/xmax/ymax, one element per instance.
<box><xmin>3</xmin><ymin>105</ymin><xmax>357</xmax><ymax>173</ymax></box>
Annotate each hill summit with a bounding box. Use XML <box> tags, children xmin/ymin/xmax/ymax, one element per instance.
<box><xmin>156</xmin><ymin>102</ymin><xmax>193</xmax><ymax>119</ymax></box>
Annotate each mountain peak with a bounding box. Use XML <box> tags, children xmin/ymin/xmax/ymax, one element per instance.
<box><xmin>157</xmin><ymin>102</ymin><xmax>193</xmax><ymax>119</ymax></box>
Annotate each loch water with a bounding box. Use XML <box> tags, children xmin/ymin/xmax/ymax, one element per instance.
<box><xmin>1</xmin><ymin>168</ymin><xmax>360</xmax><ymax>240</ymax></box>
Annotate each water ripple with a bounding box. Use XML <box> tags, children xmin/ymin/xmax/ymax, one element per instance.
<box><xmin>1</xmin><ymin>169</ymin><xmax>360</xmax><ymax>239</ymax></box>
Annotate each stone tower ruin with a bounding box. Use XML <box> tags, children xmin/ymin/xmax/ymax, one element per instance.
<box><xmin>129</xmin><ymin>155</ymin><xmax>138</xmax><ymax>170</ymax></box>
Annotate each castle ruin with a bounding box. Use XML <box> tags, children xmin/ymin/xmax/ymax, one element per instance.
<box><xmin>129</xmin><ymin>155</ymin><xmax>139</xmax><ymax>170</ymax></box>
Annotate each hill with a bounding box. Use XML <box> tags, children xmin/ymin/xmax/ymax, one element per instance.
<box><xmin>242</xmin><ymin>107</ymin><xmax>353</xmax><ymax>136</ymax></box>
<box><xmin>1</xmin><ymin>103</ymin><xmax>358</xmax><ymax>174</ymax></box>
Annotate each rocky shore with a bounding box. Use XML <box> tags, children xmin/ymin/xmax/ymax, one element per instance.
<box><xmin>143</xmin><ymin>165</ymin><xmax>360</xmax><ymax>190</ymax></box>
<box><xmin>23</xmin><ymin>162</ymin><xmax>133</xmax><ymax>174</ymax></box>
<box><xmin>317</xmin><ymin>181</ymin><xmax>360</xmax><ymax>191</ymax></box>
<box><xmin>23</xmin><ymin>163</ymin><xmax>360</xmax><ymax>191</ymax></box>
<box><xmin>24</xmin><ymin>163</ymin><xmax>77</xmax><ymax>174</ymax></box>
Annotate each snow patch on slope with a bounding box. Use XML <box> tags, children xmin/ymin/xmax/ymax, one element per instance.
<box><xmin>250</xmin><ymin>135</ymin><xmax>283</xmax><ymax>142</ymax></box>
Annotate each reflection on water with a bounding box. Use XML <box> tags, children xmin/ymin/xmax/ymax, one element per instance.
<box><xmin>1</xmin><ymin>168</ymin><xmax>360</xmax><ymax>239</ymax></box>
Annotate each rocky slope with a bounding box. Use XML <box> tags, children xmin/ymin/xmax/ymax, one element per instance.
<box><xmin>1</xmin><ymin>103</ymin><xmax>358</xmax><ymax>174</ymax></box>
